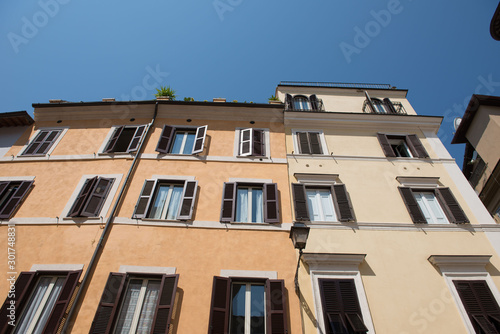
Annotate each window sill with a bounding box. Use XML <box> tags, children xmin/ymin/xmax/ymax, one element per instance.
<box><xmin>141</xmin><ymin>218</ymin><xmax>190</xmax><ymax>223</ymax></box>
<box><xmin>235</xmin><ymin>155</ymin><xmax>270</xmax><ymax>160</ymax></box>
<box><xmin>223</xmin><ymin>221</ymin><xmax>274</xmax><ymax>226</ymax></box>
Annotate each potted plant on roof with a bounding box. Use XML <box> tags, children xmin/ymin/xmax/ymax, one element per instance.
<box><xmin>268</xmin><ymin>95</ymin><xmax>281</xmax><ymax>105</ymax></box>
<box><xmin>155</xmin><ymin>86</ymin><xmax>176</xmax><ymax>101</ymax></box>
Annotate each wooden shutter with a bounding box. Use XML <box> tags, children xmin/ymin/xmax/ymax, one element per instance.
<box><xmin>89</xmin><ymin>273</ymin><xmax>127</xmax><ymax>334</ymax></box>
<box><xmin>265</xmin><ymin>279</ymin><xmax>288</xmax><ymax>334</ymax></box>
<box><xmin>285</xmin><ymin>94</ymin><xmax>293</xmax><ymax>110</ymax></box>
<box><xmin>263</xmin><ymin>183</ymin><xmax>280</xmax><ymax>224</ymax></box>
<box><xmin>42</xmin><ymin>270</ymin><xmax>81</xmax><ymax>334</ymax></box>
<box><xmin>240</xmin><ymin>128</ymin><xmax>252</xmax><ymax>156</ymax></box>
<box><xmin>68</xmin><ymin>177</ymin><xmax>98</xmax><ymax>217</ymax></box>
<box><xmin>208</xmin><ymin>276</ymin><xmax>230</xmax><ymax>334</ymax></box>
<box><xmin>377</xmin><ymin>133</ymin><xmax>396</xmax><ymax>157</ymax></box>
<box><xmin>383</xmin><ymin>98</ymin><xmax>397</xmax><ymax>114</ymax></box>
<box><xmin>126</xmin><ymin>125</ymin><xmax>146</xmax><ymax>153</ymax></box>
<box><xmin>36</xmin><ymin>130</ymin><xmax>61</xmax><ymax>155</ymax></box>
<box><xmin>156</xmin><ymin>125</ymin><xmax>175</xmax><ymax>154</ymax></box>
<box><xmin>0</xmin><ymin>272</ymin><xmax>37</xmax><ymax>334</ymax></box>
<box><xmin>0</xmin><ymin>180</ymin><xmax>34</xmax><ymax>219</ymax></box>
<box><xmin>23</xmin><ymin>130</ymin><xmax>49</xmax><ymax>155</ymax></box>
<box><xmin>297</xmin><ymin>132</ymin><xmax>311</xmax><ymax>154</ymax></box>
<box><xmin>309</xmin><ymin>132</ymin><xmax>322</xmax><ymax>154</ymax></box>
<box><xmin>178</xmin><ymin>181</ymin><xmax>198</xmax><ymax>220</ymax></box>
<box><xmin>0</xmin><ymin>182</ymin><xmax>8</xmax><ymax>198</ymax></box>
<box><xmin>333</xmin><ymin>184</ymin><xmax>355</xmax><ymax>222</ymax></box>
<box><xmin>398</xmin><ymin>187</ymin><xmax>427</xmax><ymax>223</ymax></box>
<box><xmin>193</xmin><ymin>125</ymin><xmax>208</xmax><ymax>154</ymax></box>
<box><xmin>104</xmin><ymin>126</ymin><xmax>124</xmax><ymax>153</ymax></box>
<box><xmin>338</xmin><ymin>280</ymin><xmax>368</xmax><ymax>333</ymax></box>
<box><xmin>436</xmin><ymin>188</ymin><xmax>469</xmax><ymax>224</ymax></box>
<box><xmin>292</xmin><ymin>183</ymin><xmax>309</xmax><ymax>221</ymax></box>
<box><xmin>406</xmin><ymin>134</ymin><xmax>429</xmax><ymax>158</ymax></box>
<box><xmin>220</xmin><ymin>182</ymin><xmax>236</xmax><ymax>222</ymax></box>
<box><xmin>310</xmin><ymin>94</ymin><xmax>319</xmax><ymax>111</ymax></box>
<box><xmin>253</xmin><ymin>129</ymin><xmax>264</xmax><ymax>156</ymax></box>
<box><xmin>151</xmin><ymin>274</ymin><xmax>179</xmax><ymax>334</ymax></box>
<box><xmin>81</xmin><ymin>177</ymin><xmax>113</xmax><ymax>217</ymax></box>
<box><xmin>132</xmin><ymin>179</ymin><xmax>157</xmax><ymax>219</ymax></box>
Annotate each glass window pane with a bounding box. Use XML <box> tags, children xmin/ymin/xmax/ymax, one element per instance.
<box><xmin>14</xmin><ymin>277</ymin><xmax>52</xmax><ymax>334</ymax></box>
<box><xmin>252</xmin><ymin>188</ymin><xmax>263</xmax><ymax>223</ymax></box>
<box><xmin>170</xmin><ymin>132</ymin><xmax>185</xmax><ymax>154</ymax></box>
<box><xmin>115</xmin><ymin>279</ymin><xmax>143</xmax><ymax>334</ymax></box>
<box><xmin>250</xmin><ymin>285</ymin><xmax>265</xmax><ymax>334</ymax></box>
<box><xmin>236</xmin><ymin>188</ymin><xmax>249</xmax><ymax>222</ymax></box>
<box><xmin>183</xmin><ymin>133</ymin><xmax>195</xmax><ymax>154</ymax></box>
<box><xmin>230</xmin><ymin>284</ymin><xmax>246</xmax><ymax>334</ymax></box>
<box><xmin>32</xmin><ymin>277</ymin><xmax>65</xmax><ymax>334</ymax></box>
<box><xmin>149</xmin><ymin>185</ymin><xmax>170</xmax><ymax>219</ymax></box>
<box><xmin>165</xmin><ymin>186</ymin><xmax>183</xmax><ymax>220</ymax></box>
<box><xmin>136</xmin><ymin>280</ymin><xmax>161</xmax><ymax>334</ymax></box>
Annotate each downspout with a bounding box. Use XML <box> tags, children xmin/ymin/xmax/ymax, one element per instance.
<box><xmin>61</xmin><ymin>101</ymin><xmax>159</xmax><ymax>333</ymax></box>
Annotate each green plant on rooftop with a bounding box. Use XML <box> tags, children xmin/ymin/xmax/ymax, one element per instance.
<box><xmin>268</xmin><ymin>95</ymin><xmax>280</xmax><ymax>101</ymax></box>
<box><xmin>184</xmin><ymin>97</ymin><xmax>194</xmax><ymax>102</ymax></box>
<box><xmin>155</xmin><ymin>86</ymin><xmax>176</xmax><ymax>100</ymax></box>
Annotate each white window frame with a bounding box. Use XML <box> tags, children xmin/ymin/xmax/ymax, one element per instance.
<box><xmin>170</xmin><ymin>129</ymin><xmax>196</xmax><ymax>154</ymax></box>
<box><xmin>388</xmin><ymin>138</ymin><xmax>413</xmax><ymax>157</ymax></box>
<box><xmin>98</xmin><ymin>125</ymin><xmax>146</xmax><ymax>154</ymax></box>
<box><xmin>233</xmin><ymin>128</ymin><xmax>271</xmax><ymax>158</ymax></box>
<box><xmin>303</xmin><ymin>253</ymin><xmax>376</xmax><ymax>334</ymax></box>
<box><xmin>428</xmin><ymin>255</ymin><xmax>500</xmax><ymax>334</ymax></box>
<box><xmin>61</xmin><ymin>173</ymin><xmax>123</xmax><ymax>219</ymax></box>
<box><xmin>306</xmin><ymin>188</ymin><xmax>338</xmax><ymax>222</ymax></box>
<box><xmin>291</xmin><ymin>129</ymin><xmax>328</xmax><ymax>155</ymax></box>
<box><xmin>413</xmin><ymin>191</ymin><xmax>449</xmax><ymax>224</ymax></box>
<box><xmin>17</xmin><ymin>127</ymin><xmax>69</xmax><ymax>157</ymax></box>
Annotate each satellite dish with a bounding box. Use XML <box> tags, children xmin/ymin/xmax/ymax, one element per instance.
<box><xmin>453</xmin><ymin>117</ymin><xmax>462</xmax><ymax>131</ymax></box>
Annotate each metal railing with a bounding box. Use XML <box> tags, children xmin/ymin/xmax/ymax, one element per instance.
<box><xmin>279</xmin><ymin>81</ymin><xmax>394</xmax><ymax>90</ymax></box>
<box><xmin>362</xmin><ymin>100</ymin><xmax>407</xmax><ymax>115</ymax></box>
<box><xmin>285</xmin><ymin>99</ymin><xmax>325</xmax><ymax>112</ymax></box>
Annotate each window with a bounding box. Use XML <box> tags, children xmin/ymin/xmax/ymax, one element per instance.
<box><xmin>21</xmin><ymin>129</ymin><xmax>63</xmax><ymax>156</ymax></box>
<box><xmin>0</xmin><ymin>180</ymin><xmax>34</xmax><ymax>219</ymax></box>
<box><xmin>103</xmin><ymin>125</ymin><xmax>146</xmax><ymax>153</ymax></box>
<box><xmin>399</xmin><ymin>187</ymin><xmax>469</xmax><ymax>224</ymax></box>
<box><xmin>220</xmin><ymin>182</ymin><xmax>279</xmax><ymax>224</ymax></box>
<box><xmin>293</xmin><ymin>96</ymin><xmax>311</xmax><ymax>111</ymax></box>
<box><xmin>89</xmin><ymin>273</ymin><xmax>178</xmax><ymax>334</ymax></box>
<box><xmin>0</xmin><ymin>270</ymin><xmax>81</xmax><ymax>334</ymax></box>
<box><xmin>285</xmin><ymin>94</ymin><xmax>322</xmax><ymax>111</ymax></box>
<box><xmin>292</xmin><ymin>183</ymin><xmax>355</xmax><ymax>222</ymax></box>
<box><xmin>133</xmin><ymin>179</ymin><xmax>198</xmax><ymax>220</ymax></box>
<box><xmin>156</xmin><ymin>125</ymin><xmax>207</xmax><ymax>155</ymax></box>
<box><xmin>377</xmin><ymin>133</ymin><xmax>429</xmax><ymax>158</ymax></box>
<box><xmin>365</xmin><ymin>97</ymin><xmax>398</xmax><ymax>114</ymax></box>
<box><xmin>295</xmin><ymin>131</ymin><xmax>323</xmax><ymax>154</ymax></box>
<box><xmin>68</xmin><ymin>177</ymin><xmax>114</xmax><ymax>217</ymax></box>
<box><xmin>238</xmin><ymin>128</ymin><xmax>265</xmax><ymax>157</ymax></box>
<box><xmin>319</xmin><ymin>279</ymin><xmax>369</xmax><ymax>334</ymax></box>
<box><xmin>208</xmin><ymin>277</ymin><xmax>287</xmax><ymax>334</ymax></box>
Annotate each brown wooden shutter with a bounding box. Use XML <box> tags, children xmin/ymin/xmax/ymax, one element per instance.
<box><xmin>151</xmin><ymin>274</ymin><xmax>179</xmax><ymax>334</ymax></box>
<box><xmin>0</xmin><ymin>272</ymin><xmax>37</xmax><ymax>334</ymax></box>
<box><xmin>0</xmin><ymin>180</ymin><xmax>34</xmax><ymax>219</ymax></box>
<box><xmin>132</xmin><ymin>180</ymin><xmax>157</xmax><ymax>219</ymax></box>
<box><xmin>126</xmin><ymin>125</ymin><xmax>146</xmax><ymax>153</ymax></box>
<box><xmin>104</xmin><ymin>126</ymin><xmax>124</xmax><ymax>153</ymax></box>
<box><xmin>23</xmin><ymin>130</ymin><xmax>49</xmax><ymax>155</ymax></box>
<box><xmin>81</xmin><ymin>177</ymin><xmax>113</xmax><ymax>217</ymax></box>
<box><xmin>406</xmin><ymin>134</ymin><xmax>429</xmax><ymax>158</ymax></box>
<box><xmin>193</xmin><ymin>125</ymin><xmax>208</xmax><ymax>154</ymax></box>
<box><xmin>436</xmin><ymin>188</ymin><xmax>469</xmax><ymax>224</ymax></box>
<box><xmin>0</xmin><ymin>182</ymin><xmax>8</xmax><ymax>199</ymax></box>
<box><xmin>240</xmin><ymin>128</ymin><xmax>252</xmax><ymax>156</ymax></box>
<box><xmin>68</xmin><ymin>177</ymin><xmax>98</xmax><ymax>217</ymax></box>
<box><xmin>42</xmin><ymin>270</ymin><xmax>82</xmax><ymax>334</ymax></box>
<box><xmin>285</xmin><ymin>94</ymin><xmax>293</xmax><ymax>110</ymax></box>
<box><xmin>333</xmin><ymin>184</ymin><xmax>355</xmax><ymax>222</ymax></box>
<box><xmin>263</xmin><ymin>183</ymin><xmax>280</xmax><ymax>224</ymax></box>
<box><xmin>266</xmin><ymin>279</ymin><xmax>288</xmax><ymax>334</ymax></box>
<box><xmin>297</xmin><ymin>132</ymin><xmax>311</xmax><ymax>154</ymax></box>
<box><xmin>377</xmin><ymin>133</ymin><xmax>396</xmax><ymax>157</ymax></box>
<box><xmin>398</xmin><ymin>187</ymin><xmax>427</xmax><ymax>223</ymax></box>
<box><xmin>292</xmin><ymin>183</ymin><xmax>309</xmax><ymax>221</ymax></box>
<box><xmin>310</xmin><ymin>94</ymin><xmax>319</xmax><ymax>111</ymax></box>
<box><xmin>89</xmin><ymin>273</ymin><xmax>127</xmax><ymax>334</ymax></box>
<box><xmin>383</xmin><ymin>98</ymin><xmax>397</xmax><ymax>114</ymax></box>
<box><xmin>338</xmin><ymin>280</ymin><xmax>368</xmax><ymax>333</ymax></box>
<box><xmin>178</xmin><ymin>181</ymin><xmax>198</xmax><ymax>220</ymax></box>
<box><xmin>22</xmin><ymin>130</ymin><xmax>60</xmax><ymax>155</ymax></box>
<box><xmin>156</xmin><ymin>125</ymin><xmax>175</xmax><ymax>153</ymax></box>
<box><xmin>208</xmin><ymin>276</ymin><xmax>230</xmax><ymax>334</ymax></box>
<box><xmin>253</xmin><ymin>129</ymin><xmax>264</xmax><ymax>156</ymax></box>
<box><xmin>309</xmin><ymin>133</ymin><xmax>322</xmax><ymax>154</ymax></box>
<box><xmin>220</xmin><ymin>182</ymin><xmax>236</xmax><ymax>222</ymax></box>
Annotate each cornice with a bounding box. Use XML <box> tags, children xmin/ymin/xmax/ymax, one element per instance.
<box><xmin>302</xmin><ymin>253</ymin><xmax>366</xmax><ymax>267</ymax></box>
<box><xmin>428</xmin><ymin>255</ymin><xmax>492</xmax><ymax>274</ymax></box>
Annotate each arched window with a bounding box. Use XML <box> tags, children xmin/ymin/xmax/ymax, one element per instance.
<box><xmin>371</xmin><ymin>98</ymin><xmax>388</xmax><ymax>113</ymax></box>
<box><xmin>293</xmin><ymin>95</ymin><xmax>311</xmax><ymax>111</ymax></box>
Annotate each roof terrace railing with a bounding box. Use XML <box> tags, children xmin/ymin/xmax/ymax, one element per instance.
<box><xmin>279</xmin><ymin>81</ymin><xmax>394</xmax><ymax>90</ymax></box>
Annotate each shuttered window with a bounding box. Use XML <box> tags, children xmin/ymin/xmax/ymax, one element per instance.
<box><xmin>285</xmin><ymin>94</ymin><xmax>321</xmax><ymax>111</ymax></box>
<box><xmin>0</xmin><ymin>180</ymin><xmax>34</xmax><ymax>219</ymax></box>
<box><xmin>220</xmin><ymin>182</ymin><xmax>280</xmax><ymax>224</ymax></box>
<box><xmin>454</xmin><ymin>280</ymin><xmax>500</xmax><ymax>333</ymax></box>
<box><xmin>319</xmin><ymin>279</ymin><xmax>368</xmax><ymax>334</ymax></box>
<box><xmin>239</xmin><ymin>128</ymin><xmax>265</xmax><ymax>157</ymax></box>
<box><xmin>21</xmin><ymin>129</ymin><xmax>62</xmax><ymax>156</ymax></box>
<box><xmin>208</xmin><ymin>277</ymin><xmax>288</xmax><ymax>334</ymax></box>
<box><xmin>296</xmin><ymin>131</ymin><xmax>323</xmax><ymax>154</ymax></box>
<box><xmin>399</xmin><ymin>187</ymin><xmax>469</xmax><ymax>224</ymax></box>
<box><xmin>104</xmin><ymin>125</ymin><xmax>146</xmax><ymax>153</ymax></box>
<box><xmin>68</xmin><ymin>177</ymin><xmax>114</xmax><ymax>217</ymax></box>
<box><xmin>0</xmin><ymin>270</ymin><xmax>81</xmax><ymax>334</ymax></box>
<box><xmin>377</xmin><ymin>133</ymin><xmax>429</xmax><ymax>158</ymax></box>
<box><xmin>292</xmin><ymin>183</ymin><xmax>355</xmax><ymax>222</ymax></box>
<box><xmin>90</xmin><ymin>273</ymin><xmax>178</xmax><ymax>334</ymax></box>
<box><xmin>156</xmin><ymin>125</ymin><xmax>207</xmax><ymax>155</ymax></box>
<box><xmin>132</xmin><ymin>179</ymin><xmax>198</xmax><ymax>221</ymax></box>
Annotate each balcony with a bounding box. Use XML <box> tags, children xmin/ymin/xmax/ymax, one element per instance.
<box><xmin>362</xmin><ymin>99</ymin><xmax>407</xmax><ymax>115</ymax></box>
<box><xmin>285</xmin><ymin>98</ymin><xmax>325</xmax><ymax>112</ymax></box>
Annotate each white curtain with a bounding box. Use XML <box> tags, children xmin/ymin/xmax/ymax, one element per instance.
<box><xmin>32</xmin><ymin>277</ymin><xmax>65</xmax><ymax>334</ymax></box>
<box><xmin>136</xmin><ymin>281</ymin><xmax>160</xmax><ymax>334</ymax></box>
<box><xmin>14</xmin><ymin>277</ymin><xmax>51</xmax><ymax>334</ymax></box>
<box><xmin>166</xmin><ymin>186</ymin><xmax>183</xmax><ymax>220</ymax></box>
<box><xmin>236</xmin><ymin>188</ymin><xmax>248</xmax><ymax>222</ymax></box>
<box><xmin>252</xmin><ymin>189</ymin><xmax>263</xmax><ymax>223</ymax></box>
<box><xmin>115</xmin><ymin>280</ymin><xmax>142</xmax><ymax>334</ymax></box>
<box><xmin>149</xmin><ymin>186</ymin><xmax>169</xmax><ymax>219</ymax></box>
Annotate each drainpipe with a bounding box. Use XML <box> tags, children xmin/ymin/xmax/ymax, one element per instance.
<box><xmin>61</xmin><ymin>101</ymin><xmax>159</xmax><ymax>333</ymax></box>
<box><xmin>364</xmin><ymin>91</ymin><xmax>376</xmax><ymax>113</ymax></box>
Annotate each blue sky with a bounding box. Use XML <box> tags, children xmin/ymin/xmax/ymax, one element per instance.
<box><xmin>1</xmin><ymin>0</ymin><xmax>499</xmax><ymax>164</ymax></box>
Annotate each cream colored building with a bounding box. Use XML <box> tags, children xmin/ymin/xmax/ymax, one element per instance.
<box><xmin>277</xmin><ymin>82</ymin><xmax>500</xmax><ymax>333</ymax></box>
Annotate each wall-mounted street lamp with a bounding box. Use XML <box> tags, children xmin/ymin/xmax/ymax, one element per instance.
<box><xmin>289</xmin><ymin>222</ymin><xmax>310</xmax><ymax>292</ymax></box>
